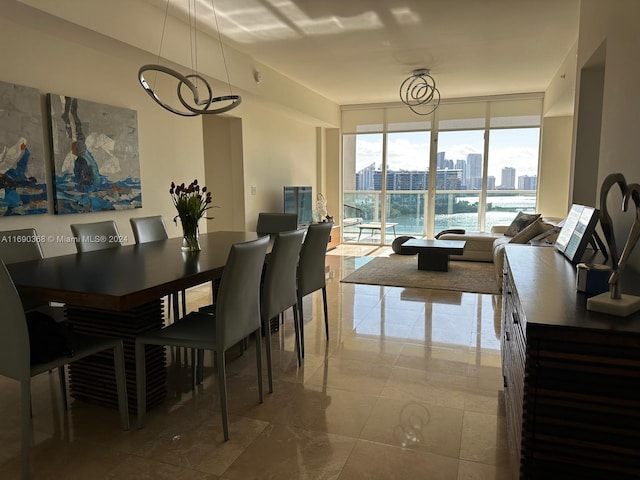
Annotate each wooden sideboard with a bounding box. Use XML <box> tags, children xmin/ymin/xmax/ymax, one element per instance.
<box><xmin>501</xmin><ymin>245</ymin><xmax>640</xmax><ymax>479</ymax></box>
<box><xmin>327</xmin><ymin>224</ymin><xmax>340</xmax><ymax>251</ymax></box>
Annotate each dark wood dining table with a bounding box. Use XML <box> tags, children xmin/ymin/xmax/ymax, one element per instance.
<box><xmin>7</xmin><ymin>231</ymin><xmax>263</xmax><ymax>412</ymax></box>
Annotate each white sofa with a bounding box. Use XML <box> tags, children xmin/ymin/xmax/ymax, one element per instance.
<box><xmin>437</xmin><ymin>225</ymin><xmax>509</xmax><ymax>262</ymax></box>
<box><xmin>437</xmin><ymin>217</ymin><xmax>560</xmax><ymax>290</ymax></box>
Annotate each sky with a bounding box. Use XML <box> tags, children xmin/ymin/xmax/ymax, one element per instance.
<box><xmin>355</xmin><ymin>128</ymin><xmax>540</xmax><ymax>180</ymax></box>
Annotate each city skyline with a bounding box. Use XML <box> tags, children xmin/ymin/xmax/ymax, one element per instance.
<box><xmin>354</xmin><ymin>128</ymin><xmax>540</xmax><ymax>180</ymax></box>
<box><xmin>355</xmin><ymin>154</ymin><xmax>537</xmax><ymax>191</ymax></box>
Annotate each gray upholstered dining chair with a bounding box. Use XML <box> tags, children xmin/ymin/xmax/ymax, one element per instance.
<box><xmin>261</xmin><ymin>229</ymin><xmax>305</xmax><ymax>385</ymax></box>
<box><xmin>0</xmin><ymin>228</ymin><xmax>66</xmax><ymax>322</ymax></box>
<box><xmin>297</xmin><ymin>222</ymin><xmax>332</xmax><ymax>359</ymax></box>
<box><xmin>70</xmin><ymin>220</ymin><xmax>121</xmax><ymax>253</ymax></box>
<box><xmin>135</xmin><ymin>235</ymin><xmax>269</xmax><ymax>440</ymax></box>
<box><xmin>256</xmin><ymin>212</ymin><xmax>298</xmax><ymax>236</ymax></box>
<box><xmin>129</xmin><ymin>215</ymin><xmax>185</xmax><ymax>319</ymax></box>
<box><xmin>129</xmin><ymin>215</ymin><xmax>169</xmax><ymax>243</ymax></box>
<box><xmin>0</xmin><ymin>260</ymin><xmax>129</xmax><ymax>480</ymax></box>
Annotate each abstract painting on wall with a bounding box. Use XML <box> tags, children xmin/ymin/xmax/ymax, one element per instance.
<box><xmin>48</xmin><ymin>94</ymin><xmax>141</xmax><ymax>214</ymax></box>
<box><xmin>0</xmin><ymin>80</ymin><xmax>48</xmax><ymax>216</ymax></box>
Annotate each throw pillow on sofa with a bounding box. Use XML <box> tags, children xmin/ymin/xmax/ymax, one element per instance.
<box><xmin>503</xmin><ymin>211</ymin><xmax>541</xmax><ymax>237</ymax></box>
<box><xmin>509</xmin><ymin>218</ymin><xmax>555</xmax><ymax>244</ymax></box>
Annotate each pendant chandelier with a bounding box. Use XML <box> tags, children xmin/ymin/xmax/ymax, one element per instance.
<box><xmin>399</xmin><ymin>68</ymin><xmax>440</xmax><ymax>116</ymax></box>
<box><xmin>138</xmin><ymin>0</ymin><xmax>241</xmax><ymax>116</ymax></box>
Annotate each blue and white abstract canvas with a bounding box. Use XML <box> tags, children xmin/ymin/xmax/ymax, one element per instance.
<box><xmin>48</xmin><ymin>94</ymin><xmax>141</xmax><ymax>214</ymax></box>
<box><xmin>0</xmin><ymin>80</ymin><xmax>48</xmax><ymax>216</ymax></box>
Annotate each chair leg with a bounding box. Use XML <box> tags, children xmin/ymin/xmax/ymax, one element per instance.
<box><xmin>255</xmin><ymin>328</ymin><xmax>264</xmax><ymax>402</ymax></box>
<box><xmin>113</xmin><ymin>341</ymin><xmax>130</xmax><ymax>431</ymax></box>
<box><xmin>135</xmin><ymin>341</ymin><xmax>146</xmax><ymax>429</ymax></box>
<box><xmin>292</xmin><ymin>304</ymin><xmax>302</xmax><ymax>366</ymax></box>
<box><xmin>217</xmin><ymin>349</ymin><xmax>229</xmax><ymax>441</ymax></box>
<box><xmin>297</xmin><ymin>295</ymin><xmax>305</xmax><ymax>359</ymax></box>
<box><xmin>57</xmin><ymin>365</ymin><xmax>68</xmax><ymax>411</ymax></box>
<box><xmin>197</xmin><ymin>349</ymin><xmax>205</xmax><ymax>384</ymax></box>
<box><xmin>322</xmin><ymin>286</ymin><xmax>329</xmax><ymax>341</ymax></box>
<box><xmin>191</xmin><ymin>349</ymin><xmax>197</xmax><ymax>390</ymax></box>
<box><xmin>172</xmin><ymin>292</ymin><xmax>180</xmax><ymax>323</ymax></box>
<box><xmin>264</xmin><ymin>317</ymin><xmax>273</xmax><ymax>393</ymax></box>
<box><xmin>21</xmin><ymin>380</ymin><xmax>31</xmax><ymax>480</ymax></box>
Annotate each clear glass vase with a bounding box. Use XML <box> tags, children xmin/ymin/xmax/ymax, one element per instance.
<box><xmin>180</xmin><ymin>216</ymin><xmax>201</xmax><ymax>252</ymax></box>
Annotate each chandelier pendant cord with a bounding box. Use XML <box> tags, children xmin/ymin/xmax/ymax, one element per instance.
<box><xmin>189</xmin><ymin>0</ymin><xmax>198</xmax><ymax>83</ymax></box>
<box><xmin>138</xmin><ymin>0</ymin><xmax>242</xmax><ymax>116</ymax></box>
<box><xmin>148</xmin><ymin>0</ymin><xmax>172</xmax><ymax>92</ymax></box>
<box><xmin>210</xmin><ymin>0</ymin><xmax>234</xmax><ymax>96</ymax></box>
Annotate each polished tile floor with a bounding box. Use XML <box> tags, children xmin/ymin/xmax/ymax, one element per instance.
<box><xmin>0</xmin><ymin>246</ymin><xmax>510</xmax><ymax>479</ymax></box>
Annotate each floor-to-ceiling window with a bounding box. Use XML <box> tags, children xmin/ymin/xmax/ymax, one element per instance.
<box><xmin>433</xmin><ymin>130</ymin><xmax>485</xmax><ymax>233</ymax></box>
<box><xmin>342</xmin><ymin>96</ymin><xmax>542</xmax><ymax>244</ymax></box>
<box><xmin>384</xmin><ymin>131</ymin><xmax>430</xmax><ymax>241</ymax></box>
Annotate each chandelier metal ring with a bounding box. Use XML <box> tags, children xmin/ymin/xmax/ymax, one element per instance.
<box><xmin>139</xmin><ymin>64</ymin><xmax>241</xmax><ymax>116</ymax></box>
<box><xmin>399</xmin><ymin>69</ymin><xmax>441</xmax><ymax>116</ymax></box>
<box><xmin>178</xmin><ymin>73</ymin><xmax>214</xmax><ymax>113</ymax></box>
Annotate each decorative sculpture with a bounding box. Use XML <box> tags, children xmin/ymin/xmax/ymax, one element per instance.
<box><xmin>587</xmin><ymin>173</ymin><xmax>640</xmax><ymax>316</ymax></box>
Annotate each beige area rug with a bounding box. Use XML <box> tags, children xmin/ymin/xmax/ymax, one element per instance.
<box><xmin>340</xmin><ymin>255</ymin><xmax>500</xmax><ymax>295</ymax></box>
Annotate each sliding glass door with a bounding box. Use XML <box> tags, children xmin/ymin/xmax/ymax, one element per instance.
<box><xmin>433</xmin><ymin>130</ymin><xmax>485</xmax><ymax>234</ymax></box>
<box><xmin>342</xmin><ymin>133</ymin><xmax>383</xmax><ymax>244</ymax></box>
<box><xmin>485</xmin><ymin>127</ymin><xmax>540</xmax><ymax>229</ymax></box>
<box><xmin>341</xmin><ymin>97</ymin><xmax>542</xmax><ymax>244</ymax></box>
<box><xmin>384</xmin><ymin>131</ymin><xmax>431</xmax><ymax>242</ymax></box>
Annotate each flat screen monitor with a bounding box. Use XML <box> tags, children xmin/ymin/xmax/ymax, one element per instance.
<box><xmin>283</xmin><ymin>186</ymin><xmax>313</xmax><ymax>226</ymax></box>
<box><xmin>554</xmin><ymin>204</ymin><xmax>600</xmax><ymax>263</ymax></box>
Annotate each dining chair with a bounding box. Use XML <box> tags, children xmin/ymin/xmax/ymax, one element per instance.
<box><xmin>261</xmin><ymin>229</ymin><xmax>305</xmax><ymax>386</ymax></box>
<box><xmin>129</xmin><ymin>215</ymin><xmax>169</xmax><ymax>243</ymax></box>
<box><xmin>0</xmin><ymin>228</ymin><xmax>66</xmax><ymax>321</ymax></box>
<box><xmin>70</xmin><ymin>220</ymin><xmax>121</xmax><ymax>253</ymax></box>
<box><xmin>297</xmin><ymin>222</ymin><xmax>332</xmax><ymax>359</ymax></box>
<box><xmin>129</xmin><ymin>215</ymin><xmax>186</xmax><ymax>319</ymax></box>
<box><xmin>0</xmin><ymin>260</ymin><xmax>129</xmax><ymax>480</ymax></box>
<box><xmin>256</xmin><ymin>212</ymin><xmax>298</xmax><ymax>236</ymax></box>
<box><xmin>135</xmin><ymin>235</ymin><xmax>269</xmax><ymax>440</ymax></box>
<box><xmin>130</xmin><ymin>214</ymin><xmax>196</xmax><ymax>374</ymax></box>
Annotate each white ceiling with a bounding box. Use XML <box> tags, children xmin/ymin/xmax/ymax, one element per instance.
<box><xmin>142</xmin><ymin>0</ymin><xmax>581</xmax><ymax>107</ymax></box>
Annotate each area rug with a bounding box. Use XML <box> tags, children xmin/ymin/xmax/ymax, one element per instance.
<box><xmin>340</xmin><ymin>255</ymin><xmax>499</xmax><ymax>294</ymax></box>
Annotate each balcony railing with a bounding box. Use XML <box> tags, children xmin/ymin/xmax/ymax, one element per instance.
<box><xmin>342</xmin><ymin>190</ymin><xmax>536</xmax><ymax>244</ymax></box>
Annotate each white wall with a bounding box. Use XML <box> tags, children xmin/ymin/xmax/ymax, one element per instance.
<box><xmin>538</xmin><ymin>116</ymin><xmax>572</xmax><ymax>219</ymax></box>
<box><xmin>574</xmin><ymin>0</ymin><xmax>640</xmax><ymax>273</ymax></box>
<box><xmin>0</xmin><ymin>0</ymin><xmax>338</xmax><ymax>256</ymax></box>
<box><xmin>0</xmin><ymin>0</ymin><xmax>205</xmax><ymax>256</ymax></box>
<box><xmin>203</xmin><ymin>100</ymin><xmax>321</xmax><ymax>232</ymax></box>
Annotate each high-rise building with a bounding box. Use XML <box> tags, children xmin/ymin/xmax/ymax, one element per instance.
<box><xmin>467</xmin><ymin>154</ymin><xmax>483</xmax><ymax>190</ymax></box>
<box><xmin>436</xmin><ymin>169</ymin><xmax>463</xmax><ymax>190</ymax></box>
<box><xmin>518</xmin><ymin>175</ymin><xmax>537</xmax><ymax>190</ymax></box>
<box><xmin>437</xmin><ymin>152</ymin><xmax>446</xmax><ymax>169</ymax></box>
<box><xmin>500</xmin><ymin>167</ymin><xmax>516</xmax><ymax>189</ymax></box>
<box><xmin>487</xmin><ymin>176</ymin><xmax>496</xmax><ymax>190</ymax></box>
<box><xmin>355</xmin><ymin>162</ymin><xmax>377</xmax><ymax>190</ymax></box>
<box><xmin>455</xmin><ymin>159</ymin><xmax>467</xmax><ymax>187</ymax></box>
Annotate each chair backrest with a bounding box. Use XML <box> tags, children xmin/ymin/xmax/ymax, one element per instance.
<box><xmin>297</xmin><ymin>222</ymin><xmax>332</xmax><ymax>297</ymax></box>
<box><xmin>216</xmin><ymin>236</ymin><xmax>269</xmax><ymax>350</ymax></box>
<box><xmin>262</xmin><ymin>229</ymin><xmax>305</xmax><ymax>321</ymax></box>
<box><xmin>0</xmin><ymin>228</ymin><xmax>51</xmax><ymax>311</ymax></box>
<box><xmin>70</xmin><ymin>220</ymin><xmax>121</xmax><ymax>253</ymax></box>
<box><xmin>0</xmin><ymin>260</ymin><xmax>30</xmax><ymax>381</ymax></box>
<box><xmin>256</xmin><ymin>213</ymin><xmax>298</xmax><ymax>236</ymax></box>
<box><xmin>0</xmin><ymin>228</ymin><xmax>44</xmax><ymax>264</ymax></box>
<box><xmin>130</xmin><ymin>215</ymin><xmax>169</xmax><ymax>244</ymax></box>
